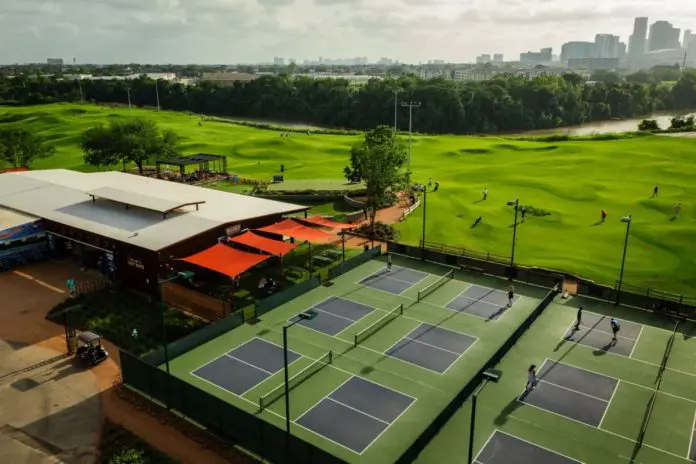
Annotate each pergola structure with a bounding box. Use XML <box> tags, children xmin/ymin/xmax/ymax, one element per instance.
<box><xmin>156</xmin><ymin>153</ymin><xmax>228</xmax><ymax>179</ymax></box>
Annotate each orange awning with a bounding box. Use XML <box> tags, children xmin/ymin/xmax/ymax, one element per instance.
<box><xmin>178</xmin><ymin>243</ymin><xmax>270</xmax><ymax>278</ymax></box>
<box><xmin>298</xmin><ymin>216</ymin><xmax>356</xmax><ymax>230</ymax></box>
<box><xmin>228</xmin><ymin>231</ymin><xmax>297</xmax><ymax>256</ymax></box>
<box><xmin>255</xmin><ymin>218</ymin><xmax>336</xmax><ymax>242</ymax></box>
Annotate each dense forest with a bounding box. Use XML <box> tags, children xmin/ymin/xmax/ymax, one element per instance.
<box><xmin>2</xmin><ymin>71</ymin><xmax>696</xmax><ymax>134</ymax></box>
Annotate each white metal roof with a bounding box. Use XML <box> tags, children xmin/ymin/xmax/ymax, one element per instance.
<box><xmin>0</xmin><ymin>170</ymin><xmax>307</xmax><ymax>251</ymax></box>
<box><xmin>0</xmin><ymin>207</ymin><xmax>40</xmax><ymax>230</ymax></box>
<box><xmin>86</xmin><ymin>186</ymin><xmax>205</xmax><ymax>214</ymax></box>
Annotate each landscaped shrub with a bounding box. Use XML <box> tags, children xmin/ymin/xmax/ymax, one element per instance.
<box><xmin>355</xmin><ymin>221</ymin><xmax>399</xmax><ymax>241</ymax></box>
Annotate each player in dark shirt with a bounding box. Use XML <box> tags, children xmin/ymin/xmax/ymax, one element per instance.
<box><xmin>574</xmin><ymin>306</ymin><xmax>583</xmax><ymax>331</ymax></box>
<box><xmin>610</xmin><ymin>318</ymin><xmax>620</xmax><ymax>342</ymax></box>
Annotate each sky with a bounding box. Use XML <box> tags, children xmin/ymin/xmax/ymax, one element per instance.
<box><xmin>2</xmin><ymin>0</ymin><xmax>696</xmax><ymax>65</ymax></box>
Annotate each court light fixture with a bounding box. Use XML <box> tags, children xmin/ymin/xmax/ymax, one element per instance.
<box><xmin>621</xmin><ymin>216</ymin><xmax>632</xmax><ymax>223</ymax></box>
<box><xmin>506</xmin><ymin>200</ymin><xmax>518</xmax><ymax>206</ymax></box>
<box><xmin>298</xmin><ymin>310</ymin><xmax>318</xmax><ymax>321</ymax></box>
<box><xmin>483</xmin><ymin>368</ymin><xmax>502</xmax><ymax>383</ymax></box>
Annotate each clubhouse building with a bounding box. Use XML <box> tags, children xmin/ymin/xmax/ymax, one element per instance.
<box><xmin>0</xmin><ymin>169</ymin><xmax>307</xmax><ymax>295</ymax></box>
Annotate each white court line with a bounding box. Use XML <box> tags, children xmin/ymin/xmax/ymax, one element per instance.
<box><xmin>225</xmin><ymin>354</ymin><xmax>274</xmax><ymax>375</ymax></box>
<box><xmin>599</xmin><ymin>380</ymin><xmax>620</xmax><ymax>429</ymax></box>
<box><xmin>382</xmin><ymin>336</ymin><xmax>446</xmax><ymax>375</ymax></box>
<box><xmin>312</xmin><ymin>306</ymin><xmax>357</xmax><ymax>322</ymax></box>
<box><xmin>326</xmin><ymin>397</ymin><xmax>390</xmax><ymax>425</ymax></box>
<box><xmin>472</xmin><ymin>430</ymin><xmax>498</xmax><ymax>464</ymax></box>
<box><xmin>688</xmin><ymin>408</ymin><xmax>696</xmax><ymax>460</ymax></box>
<box><xmin>442</xmin><ymin>337</ymin><xmax>479</xmax><ymax>375</ymax></box>
<box><xmin>547</xmin><ymin>358</ymin><xmax>696</xmax><ymax>406</ymax></box>
<box><xmin>629</xmin><ymin>326</ymin><xmax>644</xmax><ymax>358</ymax></box>
<box><xmin>358</xmin><ymin>388</ymin><xmax>417</xmax><ymax>455</ymax></box>
<box><xmin>476</xmin><ymin>430</ymin><xmax>584</xmax><ymax>464</ymax></box>
<box><xmin>442</xmin><ymin>287</ymin><xmax>520</xmax><ymax>323</ymax></box>
<box><xmin>538</xmin><ymin>379</ymin><xmax>610</xmax><ymax>403</ymax></box>
<box><xmin>517</xmin><ymin>396</ymin><xmax>689</xmax><ymax>461</ymax></box>
<box><xmin>399</xmin><ymin>272</ymin><xmax>431</xmax><ymax>295</ymax></box>
<box><xmin>404</xmin><ymin>336</ymin><xmax>462</xmax><ymax>356</ymax></box>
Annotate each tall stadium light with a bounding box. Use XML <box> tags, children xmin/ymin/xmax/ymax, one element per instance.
<box><xmin>126</xmin><ymin>87</ymin><xmax>132</xmax><ymax>113</ymax></box>
<box><xmin>467</xmin><ymin>369</ymin><xmax>503</xmax><ymax>464</ymax></box>
<box><xmin>283</xmin><ymin>310</ymin><xmax>318</xmax><ymax>448</ymax></box>
<box><xmin>616</xmin><ymin>215</ymin><xmax>632</xmax><ymax>305</ymax></box>
<box><xmin>421</xmin><ymin>186</ymin><xmax>427</xmax><ymax>261</ymax></box>
<box><xmin>506</xmin><ymin>199</ymin><xmax>520</xmax><ymax>266</ymax></box>
<box><xmin>77</xmin><ymin>76</ymin><xmax>84</xmax><ymax>105</ymax></box>
<box><xmin>401</xmin><ymin>101</ymin><xmax>421</xmax><ymax>183</ymax></box>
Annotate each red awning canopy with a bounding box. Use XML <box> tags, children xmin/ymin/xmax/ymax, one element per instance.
<box><xmin>255</xmin><ymin>218</ymin><xmax>336</xmax><ymax>242</ymax></box>
<box><xmin>299</xmin><ymin>216</ymin><xmax>356</xmax><ymax>230</ymax></box>
<box><xmin>228</xmin><ymin>231</ymin><xmax>297</xmax><ymax>257</ymax></box>
<box><xmin>178</xmin><ymin>243</ymin><xmax>270</xmax><ymax>278</ymax></box>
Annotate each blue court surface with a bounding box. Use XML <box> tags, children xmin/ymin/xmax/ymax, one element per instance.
<box><xmin>359</xmin><ymin>266</ymin><xmax>429</xmax><ymax>294</ymax></box>
<box><xmin>289</xmin><ymin>296</ymin><xmax>375</xmax><ymax>336</ymax></box>
<box><xmin>561</xmin><ymin>310</ymin><xmax>643</xmax><ymax>358</ymax></box>
<box><xmin>296</xmin><ymin>376</ymin><xmax>416</xmax><ymax>454</ymax></box>
<box><xmin>191</xmin><ymin>338</ymin><xmax>300</xmax><ymax>395</ymax></box>
<box><xmin>446</xmin><ymin>284</ymin><xmax>520</xmax><ymax>321</ymax></box>
<box><xmin>385</xmin><ymin>323</ymin><xmax>477</xmax><ymax>374</ymax></box>
<box><xmin>475</xmin><ymin>430</ymin><xmax>581</xmax><ymax>464</ymax></box>
<box><xmin>519</xmin><ymin>359</ymin><xmax>618</xmax><ymax>427</ymax></box>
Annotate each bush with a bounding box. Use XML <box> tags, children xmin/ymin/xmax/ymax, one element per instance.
<box><xmin>638</xmin><ymin>119</ymin><xmax>660</xmax><ymax>131</ymax></box>
<box><xmin>355</xmin><ymin>221</ymin><xmax>399</xmax><ymax>241</ymax></box>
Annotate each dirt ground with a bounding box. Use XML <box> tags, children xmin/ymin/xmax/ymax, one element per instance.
<box><xmin>0</xmin><ymin>259</ymin><xmax>233</xmax><ymax>464</ymax></box>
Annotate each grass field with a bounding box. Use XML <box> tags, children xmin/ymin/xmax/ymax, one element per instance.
<box><xmin>2</xmin><ymin>103</ymin><xmax>696</xmax><ymax>295</ymax></box>
<box><xmin>416</xmin><ymin>295</ymin><xmax>696</xmax><ymax>464</ymax></box>
<box><xmin>166</xmin><ymin>255</ymin><xmax>549</xmax><ymax>463</ymax></box>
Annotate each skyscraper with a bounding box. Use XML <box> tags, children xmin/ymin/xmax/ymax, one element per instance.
<box><xmin>595</xmin><ymin>34</ymin><xmax>620</xmax><ymax>58</ymax></box>
<box><xmin>628</xmin><ymin>17</ymin><xmax>648</xmax><ymax>57</ymax></box>
<box><xmin>648</xmin><ymin>21</ymin><xmax>681</xmax><ymax>51</ymax></box>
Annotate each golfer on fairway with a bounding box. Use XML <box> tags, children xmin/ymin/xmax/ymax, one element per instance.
<box><xmin>610</xmin><ymin>318</ymin><xmax>620</xmax><ymax>342</ymax></box>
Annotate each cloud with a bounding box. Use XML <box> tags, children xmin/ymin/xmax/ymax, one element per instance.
<box><xmin>0</xmin><ymin>0</ymin><xmax>694</xmax><ymax>64</ymax></box>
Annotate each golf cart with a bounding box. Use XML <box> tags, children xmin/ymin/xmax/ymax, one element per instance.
<box><xmin>75</xmin><ymin>331</ymin><xmax>109</xmax><ymax>366</ymax></box>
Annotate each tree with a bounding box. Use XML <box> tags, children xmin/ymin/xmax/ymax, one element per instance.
<box><xmin>346</xmin><ymin>125</ymin><xmax>406</xmax><ymax>235</ymax></box>
<box><xmin>0</xmin><ymin>128</ymin><xmax>55</xmax><ymax>168</ymax></box>
<box><xmin>81</xmin><ymin>117</ymin><xmax>181</xmax><ymax>173</ymax></box>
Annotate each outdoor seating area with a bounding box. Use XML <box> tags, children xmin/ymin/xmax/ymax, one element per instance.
<box><xmin>155</xmin><ymin>153</ymin><xmax>228</xmax><ymax>184</ymax></box>
<box><xmin>168</xmin><ymin>217</ymin><xmax>357</xmax><ymax>317</ymax></box>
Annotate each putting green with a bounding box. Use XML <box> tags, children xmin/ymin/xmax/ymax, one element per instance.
<box><xmin>1</xmin><ymin>103</ymin><xmax>695</xmax><ymax>295</ymax></box>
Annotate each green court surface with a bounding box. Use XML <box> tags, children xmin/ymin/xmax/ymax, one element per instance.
<box><xmin>415</xmin><ymin>295</ymin><xmax>696</xmax><ymax>464</ymax></box>
<box><xmin>166</xmin><ymin>254</ymin><xmax>550</xmax><ymax>463</ymax></box>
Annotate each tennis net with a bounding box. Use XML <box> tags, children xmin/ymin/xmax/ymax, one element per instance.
<box><xmin>259</xmin><ymin>350</ymin><xmax>332</xmax><ymax>410</ymax></box>
<box><xmin>417</xmin><ymin>269</ymin><xmax>455</xmax><ymax>301</ymax></box>
<box><xmin>657</xmin><ymin>320</ymin><xmax>679</xmax><ymax>388</ymax></box>
<box><xmin>354</xmin><ymin>304</ymin><xmax>403</xmax><ymax>347</ymax></box>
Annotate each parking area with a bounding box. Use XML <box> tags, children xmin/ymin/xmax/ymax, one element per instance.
<box><xmin>296</xmin><ymin>376</ymin><xmax>416</xmax><ymax>454</ymax></box>
<box><xmin>446</xmin><ymin>285</ymin><xmax>519</xmax><ymax>321</ymax></box>
<box><xmin>562</xmin><ymin>311</ymin><xmax>643</xmax><ymax>357</ymax></box>
<box><xmin>475</xmin><ymin>430</ymin><xmax>581</xmax><ymax>464</ymax></box>
<box><xmin>385</xmin><ymin>323</ymin><xmax>477</xmax><ymax>374</ymax></box>
<box><xmin>519</xmin><ymin>359</ymin><xmax>618</xmax><ymax>427</ymax></box>
<box><xmin>289</xmin><ymin>297</ymin><xmax>375</xmax><ymax>336</ymax></box>
<box><xmin>192</xmin><ymin>338</ymin><xmax>301</xmax><ymax>395</ymax></box>
<box><xmin>358</xmin><ymin>266</ymin><xmax>428</xmax><ymax>295</ymax></box>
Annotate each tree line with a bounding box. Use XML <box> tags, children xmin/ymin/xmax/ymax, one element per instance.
<box><xmin>2</xmin><ymin>71</ymin><xmax>696</xmax><ymax>134</ymax></box>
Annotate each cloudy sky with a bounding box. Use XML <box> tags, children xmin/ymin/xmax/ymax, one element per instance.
<box><xmin>1</xmin><ymin>0</ymin><xmax>695</xmax><ymax>64</ymax></box>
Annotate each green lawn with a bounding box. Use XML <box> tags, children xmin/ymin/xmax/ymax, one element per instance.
<box><xmin>166</xmin><ymin>255</ymin><xmax>549</xmax><ymax>464</ymax></box>
<box><xmin>415</xmin><ymin>296</ymin><xmax>696</xmax><ymax>464</ymax></box>
<box><xmin>2</xmin><ymin>103</ymin><xmax>696</xmax><ymax>295</ymax></box>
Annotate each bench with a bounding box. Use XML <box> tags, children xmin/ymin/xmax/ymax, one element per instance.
<box><xmin>311</xmin><ymin>255</ymin><xmax>334</xmax><ymax>266</ymax></box>
<box><xmin>325</xmin><ymin>249</ymin><xmax>343</xmax><ymax>258</ymax></box>
<box><xmin>285</xmin><ymin>265</ymin><xmax>307</xmax><ymax>279</ymax></box>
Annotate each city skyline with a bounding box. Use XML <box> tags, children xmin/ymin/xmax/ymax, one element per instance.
<box><xmin>2</xmin><ymin>0</ymin><xmax>696</xmax><ymax>65</ymax></box>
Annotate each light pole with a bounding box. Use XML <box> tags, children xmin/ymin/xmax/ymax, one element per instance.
<box><xmin>159</xmin><ymin>270</ymin><xmax>195</xmax><ymax>374</ymax></box>
<box><xmin>506</xmin><ymin>199</ymin><xmax>520</xmax><ymax>266</ymax></box>
<box><xmin>155</xmin><ymin>79</ymin><xmax>161</xmax><ymax>111</ymax></box>
<box><xmin>393</xmin><ymin>89</ymin><xmax>400</xmax><ymax>132</ymax></box>
<box><xmin>126</xmin><ymin>87</ymin><xmax>132</xmax><ymax>113</ymax></box>
<box><xmin>616</xmin><ymin>215</ymin><xmax>632</xmax><ymax>305</ymax></box>
<box><xmin>401</xmin><ymin>101</ymin><xmax>421</xmax><ymax>183</ymax></box>
<box><xmin>421</xmin><ymin>186</ymin><xmax>427</xmax><ymax>261</ymax></box>
<box><xmin>467</xmin><ymin>369</ymin><xmax>502</xmax><ymax>464</ymax></box>
<box><xmin>283</xmin><ymin>310</ymin><xmax>318</xmax><ymax>446</ymax></box>
<box><xmin>77</xmin><ymin>77</ymin><xmax>84</xmax><ymax>105</ymax></box>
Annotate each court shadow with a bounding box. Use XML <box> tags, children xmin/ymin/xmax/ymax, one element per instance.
<box><xmin>256</xmin><ymin>329</ymin><xmax>272</xmax><ymax>336</ymax></box>
<box><xmin>360</xmin><ymin>365</ymin><xmax>375</xmax><ymax>376</ymax></box>
<box><xmin>494</xmin><ymin>397</ymin><xmax>524</xmax><ymax>426</ymax></box>
<box><xmin>486</xmin><ymin>307</ymin><xmax>507</xmax><ymax>322</ymax></box>
<box><xmin>593</xmin><ymin>341</ymin><xmax>615</xmax><ymax>356</ymax></box>
<box><xmin>470</xmin><ymin>217</ymin><xmax>483</xmax><ymax>229</ymax></box>
<box><xmin>591</xmin><ymin>220</ymin><xmax>604</xmax><ymax>226</ymax></box>
<box><xmin>669</xmin><ymin>216</ymin><xmax>677</xmax><ymax>222</ymax></box>
<box><xmin>473</xmin><ymin>199</ymin><xmax>485</xmax><ymax>204</ymax></box>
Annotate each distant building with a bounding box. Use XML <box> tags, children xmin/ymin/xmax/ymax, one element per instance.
<box><xmin>628</xmin><ymin>17</ymin><xmax>648</xmax><ymax>58</ymax></box>
<box><xmin>493</xmin><ymin>54</ymin><xmax>504</xmax><ymax>64</ymax></box>
<box><xmin>648</xmin><ymin>21</ymin><xmax>680</xmax><ymax>52</ymax></box>
<box><xmin>567</xmin><ymin>58</ymin><xmax>620</xmax><ymax>71</ymax></box>
<box><xmin>561</xmin><ymin>42</ymin><xmax>596</xmax><ymax>64</ymax></box>
<box><xmin>273</xmin><ymin>57</ymin><xmax>285</xmax><ymax>66</ymax></box>
<box><xmin>684</xmin><ymin>30</ymin><xmax>693</xmax><ymax>50</ymax></box>
<box><xmin>595</xmin><ymin>34</ymin><xmax>620</xmax><ymax>58</ymax></box>
<box><xmin>476</xmin><ymin>54</ymin><xmax>491</xmax><ymax>65</ymax></box>
<box><xmin>519</xmin><ymin>48</ymin><xmax>552</xmax><ymax>65</ymax></box>
<box><xmin>200</xmin><ymin>72</ymin><xmax>257</xmax><ymax>86</ymax></box>
<box><xmin>47</xmin><ymin>58</ymin><xmax>63</xmax><ymax>65</ymax></box>
<box><xmin>618</xmin><ymin>42</ymin><xmax>627</xmax><ymax>60</ymax></box>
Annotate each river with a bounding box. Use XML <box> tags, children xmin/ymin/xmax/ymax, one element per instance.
<box><xmin>523</xmin><ymin>112</ymin><xmax>695</xmax><ymax>136</ymax></box>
